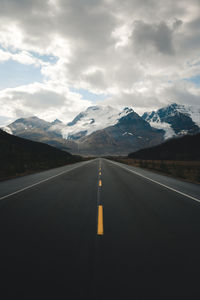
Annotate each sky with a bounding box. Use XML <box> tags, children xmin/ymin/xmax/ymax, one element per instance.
<box><xmin>0</xmin><ymin>0</ymin><xmax>200</xmax><ymax>126</ymax></box>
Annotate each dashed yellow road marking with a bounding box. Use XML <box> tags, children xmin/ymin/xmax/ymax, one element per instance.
<box><xmin>99</xmin><ymin>179</ymin><xmax>102</xmax><ymax>187</ymax></box>
<box><xmin>97</xmin><ymin>205</ymin><xmax>104</xmax><ymax>235</ymax></box>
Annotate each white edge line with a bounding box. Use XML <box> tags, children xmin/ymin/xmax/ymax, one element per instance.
<box><xmin>107</xmin><ymin>159</ymin><xmax>200</xmax><ymax>204</ymax></box>
<box><xmin>0</xmin><ymin>160</ymin><xmax>92</xmax><ymax>201</ymax></box>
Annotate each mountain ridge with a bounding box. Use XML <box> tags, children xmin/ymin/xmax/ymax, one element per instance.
<box><xmin>2</xmin><ymin>103</ymin><xmax>200</xmax><ymax>155</ymax></box>
<box><xmin>78</xmin><ymin>110</ymin><xmax>164</xmax><ymax>155</ymax></box>
<box><xmin>142</xmin><ymin>103</ymin><xmax>200</xmax><ymax>139</ymax></box>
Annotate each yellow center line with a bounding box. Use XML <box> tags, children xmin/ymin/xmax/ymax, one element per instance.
<box><xmin>99</xmin><ymin>171</ymin><xmax>101</xmax><ymax>176</ymax></box>
<box><xmin>97</xmin><ymin>205</ymin><xmax>104</xmax><ymax>235</ymax></box>
<box><xmin>99</xmin><ymin>179</ymin><xmax>102</xmax><ymax>187</ymax></box>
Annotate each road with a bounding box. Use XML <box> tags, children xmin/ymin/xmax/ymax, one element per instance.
<box><xmin>0</xmin><ymin>158</ymin><xmax>200</xmax><ymax>299</ymax></box>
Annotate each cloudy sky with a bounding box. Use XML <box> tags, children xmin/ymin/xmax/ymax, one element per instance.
<box><xmin>0</xmin><ymin>0</ymin><xmax>200</xmax><ymax>125</ymax></box>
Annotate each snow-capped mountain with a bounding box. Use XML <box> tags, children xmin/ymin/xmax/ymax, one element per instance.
<box><xmin>4</xmin><ymin>116</ymin><xmax>64</xmax><ymax>139</ymax></box>
<box><xmin>61</xmin><ymin>105</ymin><xmax>134</xmax><ymax>140</ymax></box>
<box><xmin>3</xmin><ymin>103</ymin><xmax>200</xmax><ymax>155</ymax></box>
<box><xmin>5</xmin><ymin>106</ymin><xmax>135</xmax><ymax>140</ymax></box>
<box><xmin>5</xmin><ymin>116</ymin><xmax>52</xmax><ymax>134</ymax></box>
<box><xmin>142</xmin><ymin>103</ymin><xmax>200</xmax><ymax>139</ymax></box>
<box><xmin>2</xmin><ymin>106</ymin><xmax>164</xmax><ymax>155</ymax></box>
<box><xmin>79</xmin><ymin>110</ymin><xmax>164</xmax><ymax>155</ymax></box>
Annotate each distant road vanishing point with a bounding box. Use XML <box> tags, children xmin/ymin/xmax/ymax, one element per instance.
<box><xmin>0</xmin><ymin>158</ymin><xmax>200</xmax><ymax>299</ymax></box>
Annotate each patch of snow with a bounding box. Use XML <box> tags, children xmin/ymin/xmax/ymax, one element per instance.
<box><xmin>2</xmin><ymin>126</ymin><xmax>13</xmax><ymax>134</ymax></box>
<box><xmin>122</xmin><ymin>132</ymin><xmax>133</xmax><ymax>136</ymax></box>
<box><xmin>178</xmin><ymin>129</ymin><xmax>189</xmax><ymax>135</ymax></box>
<box><xmin>144</xmin><ymin>103</ymin><xmax>200</xmax><ymax>139</ymax></box>
<box><xmin>150</xmin><ymin>121</ymin><xmax>176</xmax><ymax>140</ymax></box>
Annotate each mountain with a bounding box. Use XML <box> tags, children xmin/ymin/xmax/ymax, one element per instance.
<box><xmin>4</xmin><ymin>116</ymin><xmax>53</xmax><ymax>134</ymax></box>
<box><xmin>3</xmin><ymin>116</ymin><xmax>77</xmax><ymax>153</ymax></box>
<box><xmin>4</xmin><ymin>106</ymin><xmax>134</xmax><ymax>141</ymax></box>
<box><xmin>78</xmin><ymin>111</ymin><xmax>164</xmax><ymax>155</ymax></box>
<box><xmin>3</xmin><ymin>116</ymin><xmax>62</xmax><ymax>141</ymax></box>
<box><xmin>3</xmin><ymin>103</ymin><xmax>200</xmax><ymax>156</ymax></box>
<box><xmin>3</xmin><ymin>106</ymin><xmax>139</xmax><ymax>154</ymax></box>
<box><xmin>64</xmin><ymin>105</ymin><xmax>134</xmax><ymax>140</ymax></box>
<box><xmin>128</xmin><ymin>133</ymin><xmax>200</xmax><ymax>161</ymax></box>
<box><xmin>0</xmin><ymin>129</ymin><xmax>81</xmax><ymax>180</ymax></box>
<box><xmin>51</xmin><ymin>119</ymin><xmax>62</xmax><ymax>125</ymax></box>
<box><xmin>142</xmin><ymin>103</ymin><xmax>200</xmax><ymax>139</ymax></box>
<box><xmin>2</xmin><ymin>107</ymin><xmax>165</xmax><ymax>156</ymax></box>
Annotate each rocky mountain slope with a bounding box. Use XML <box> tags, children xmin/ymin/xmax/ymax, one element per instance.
<box><xmin>142</xmin><ymin>103</ymin><xmax>200</xmax><ymax>139</ymax></box>
<box><xmin>78</xmin><ymin>111</ymin><xmax>164</xmax><ymax>155</ymax></box>
<box><xmin>3</xmin><ymin>116</ymin><xmax>77</xmax><ymax>153</ymax></box>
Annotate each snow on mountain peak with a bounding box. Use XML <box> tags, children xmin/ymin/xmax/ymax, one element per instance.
<box><xmin>2</xmin><ymin>126</ymin><xmax>13</xmax><ymax>135</ymax></box>
<box><xmin>143</xmin><ymin>103</ymin><xmax>200</xmax><ymax>139</ymax></box>
<box><xmin>61</xmin><ymin>105</ymin><xmax>134</xmax><ymax>139</ymax></box>
<box><xmin>159</xmin><ymin>103</ymin><xmax>200</xmax><ymax>127</ymax></box>
<box><xmin>175</xmin><ymin>104</ymin><xmax>200</xmax><ymax>127</ymax></box>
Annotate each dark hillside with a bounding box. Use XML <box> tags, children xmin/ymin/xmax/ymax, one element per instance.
<box><xmin>0</xmin><ymin>130</ymin><xmax>82</xmax><ymax>180</ymax></box>
<box><xmin>128</xmin><ymin>133</ymin><xmax>200</xmax><ymax>161</ymax></box>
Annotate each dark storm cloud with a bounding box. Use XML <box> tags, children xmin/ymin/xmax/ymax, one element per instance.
<box><xmin>132</xmin><ymin>21</ymin><xmax>175</xmax><ymax>55</ymax></box>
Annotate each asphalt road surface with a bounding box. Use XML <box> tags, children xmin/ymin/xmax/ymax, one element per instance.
<box><xmin>0</xmin><ymin>158</ymin><xmax>200</xmax><ymax>299</ymax></box>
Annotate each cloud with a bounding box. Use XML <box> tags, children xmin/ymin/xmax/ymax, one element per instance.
<box><xmin>0</xmin><ymin>0</ymin><xmax>200</xmax><ymax>122</ymax></box>
<box><xmin>131</xmin><ymin>21</ymin><xmax>175</xmax><ymax>55</ymax></box>
<box><xmin>81</xmin><ymin>69</ymin><xmax>107</xmax><ymax>90</ymax></box>
<box><xmin>173</xmin><ymin>18</ymin><xmax>183</xmax><ymax>30</ymax></box>
<box><xmin>0</xmin><ymin>83</ymin><xmax>92</xmax><ymax>123</ymax></box>
<box><xmin>0</xmin><ymin>49</ymin><xmax>43</xmax><ymax>66</ymax></box>
<box><xmin>104</xmin><ymin>79</ymin><xmax>200</xmax><ymax>115</ymax></box>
